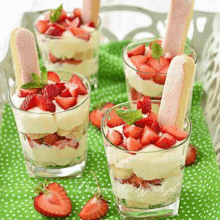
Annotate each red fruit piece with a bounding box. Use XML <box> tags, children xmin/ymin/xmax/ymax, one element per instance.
<box><xmin>135</xmin><ymin>112</ymin><xmax>158</xmax><ymax>128</ymax></box>
<box><xmin>69</xmin><ymin>75</ymin><xmax>88</xmax><ymax>95</ymax></box>
<box><xmin>73</xmin><ymin>8</ymin><xmax>82</xmax><ymax>18</ymax></box>
<box><xmin>137</xmin><ymin>96</ymin><xmax>152</xmax><ymax>114</ymax></box>
<box><xmin>68</xmin><ymin>17</ymin><xmax>80</xmax><ymax>29</ymax></box>
<box><xmin>155</xmin><ymin>133</ymin><xmax>176</xmax><ymax>149</ymax></box>
<box><xmin>37</xmin><ymin>95</ymin><xmax>56</xmax><ymax>112</ymax></box>
<box><xmin>49</xmin><ymin>53</ymin><xmax>60</xmax><ymax>63</ymax></box>
<box><xmin>36</xmin><ymin>20</ymin><xmax>48</xmax><ymax>33</ymax></box>
<box><xmin>20</xmin><ymin>94</ymin><xmax>37</xmax><ymax>111</ymax></box>
<box><xmin>57</xmin><ymin>9</ymin><xmax>67</xmax><ymax>22</ymax></box>
<box><xmin>127</xmin><ymin>44</ymin><xmax>145</xmax><ymax>58</ymax></box>
<box><xmin>153</xmin><ymin>73</ymin><xmax>166</xmax><ymax>85</ymax></box>
<box><xmin>158</xmin><ymin>65</ymin><xmax>169</xmax><ymax>74</ymax></box>
<box><xmin>185</xmin><ymin>144</ymin><xmax>197</xmax><ymax>166</ymax></box>
<box><xmin>159</xmin><ymin>57</ymin><xmax>170</xmax><ymax>67</ymax></box>
<box><xmin>61</xmin><ymin>89</ymin><xmax>72</xmax><ymax>97</ymax></box>
<box><xmin>130</xmin><ymin>55</ymin><xmax>147</xmax><ymax>69</ymax></box>
<box><xmin>126</xmin><ymin>137</ymin><xmax>142</xmax><ymax>151</ymax></box>
<box><xmin>87</xmin><ymin>21</ymin><xmax>96</xmax><ymax>28</ymax></box>
<box><xmin>65</xmin><ymin>83</ymin><xmax>79</xmax><ymax>98</ymax></box>
<box><xmin>160</xmin><ymin>125</ymin><xmax>188</xmax><ymax>141</ymax></box>
<box><xmin>43</xmin><ymin>133</ymin><xmax>59</xmax><ymax>145</ymax></box>
<box><xmin>107</xmin><ymin>129</ymin><xmax>123</xmax><ymax>146</ymax></box>
<box><xmin>48</xmin><ymin>71</ymin><xmax>60</xmax><ymax>83</ymax></box>
<box><xmin>42</xmin><ymin>84</ymin><xmax>61</xmax><ymax>100</ymax></box>
<box><xmin>54</xmin><ymin>96</ymin><xmax>77</xmax><ymax>110</ymax></box>
<box><xmin>19</xmin><ymin>88</ymin><xmax>40</xmax><ymax>97</ymax></box>
<box><xmin>55</xmin><ymin>82</ymin><xmax>66</xmax><ymax>91</ymax></box>
<box><xmin>141</xmin><ymin>126</ymin><xmax>159</xmax><ymax>145</ymax></box>
<box><xmin>69</xmin><ymin>27</ymin><xmax>90</xmax><ymax>41</ymax></box>
<box><xmin>67</xmin><ymin>16</ymin><xmax>74</xmax><ymax>22</ymax></box>
<box><xmin>65</xmin><ymin>58</ymin><xmax>82</xmax><ymax>65</ymax></box>
<box><xmin>79</xmin><ymin>196</ymin><xmax>108</xmax><ymax>220</ymax></box>
<box><xmin>149</xmin><ymin>39</ymin><xmax>162</xmax><ymax>49</ymax></box>
<box><xmin>148</xmin><ymin>57</ymin><xmax>161</xmax><ymax>71</ymax></box>
<box><xmin>44</xmin><ymin>23</ymin><xmax>65</xmax><ymax>36</ymax></box>
<box><xmin>147</xmin><ymin>179</ymin><xmax>162</xmax><ymax>185</ymax></box>
<box><xmin>107</xmin><ymin>111</ymin><xmax>125</xmax><ymax>128</ymax></box>
<box><xmin>34</xmin><ymin>182</ymin><xmax>72</xmax><ymax>218</ymax></box>
<box><xmin>130</xmin><ymin>87</ymin><xmax>143</xmax><ymax>101</ymax></box>
<box><xmin>123</xmin><ymin>124</ymin><xmax>143</xmax><ymax>139</ymax></box>
<box><xmin>151</xmin><ymin>120</ymin><xmax>160</xmax><ymax>133</ymax></box>
<box><xmin>137</xmin><ymin>65</ymin><xmax>156</xmax><ymax>80</ymax></box>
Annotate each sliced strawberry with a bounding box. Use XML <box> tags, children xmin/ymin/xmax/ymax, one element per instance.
<box><xmin>159</xmin><ymin>57</ymin><xmax>170</xmax><ymax>67</ymax></box>
<box><xmin>49</xmin><ymin>53</ymin><xmax>60</xmax><ymax>63</ymax></box>
<box><xmin>149</xmin><ymin>39</ymin><xmax>162</xmax><ymax>50</ymax></box>
<box><xmin>79</xmin><ymin>196</ymin><xmax>108</xmax><ymax>220</ymax></box>
<box><xmin>44</xmin><ymin>23</ymin><xmax>65</xmax><ymax>36</ymax></box>
<box><xmin>34</xmin><ymin>182</ymin><xmax>72</xmax><ymax>218</ymax></box>
<box><xmin>137</xmin><ymin>96</ymin><xmax>151</xmax><ymax>114</ymax></box>
<box><xmin>151</xmin><ymin>120</ymin><xmax>160</xmax><ymax>133</ymax></box>
<box><xmin>126</xmin><ymin>137</ymin><xmax>142</xmax><ymax>151</ymax></box>
<box><xmin>54</xmin><ymin>96</ymin><xmax>77</xmax><ymax>110</ymax></box>
<box><xmin>185</xmin><ymin>144</ymin><xmax>197</xmax><ymax>166</ymax></box>
<box><xmin>55</xmin><ymin>82</ymin><xmax>66</xmax><ymax>91</ymax></box>
<box><xmin>148</xmin><ymin>57</ymin><xmax>162</xmax><ymax>71</ymax></box>
<box><xmin>42</xmin><ymin>84</ymin><xmax>61</xmax><ymax>100</ymax></box>
<box><xmin>65</xmin><ymin>83</ymin><xmax>79</xmax><ymax>98</ymax></box>
<box><xmin>160</xmin><ymin>125</ymin><xmax>188</xmax><ymax>141</ymax></box>
<box><xmin>68</xmin><ymin>17</ymin><xmax>80</xmax><ymax>29</ymax></box>
<box><xmin>19</xmin><ymin>88</ymin><xmax>40</xmax><ymax>97</ymax></box>
<box><xmin>155</xmin><ymin>133</ymin><xmax>176</xmax><ymax>149</ymax></box>
<box><xmin>70</xmin><ymin>27</ymin><xmax>90</xmax><ymax>41</ymax></box>
<box><xmin>123</xmin><ymin>124</ymin><xmax>143</xmax><ymax>139</ymax></box>
<box><xmin>101</xmin><ymin>103</ymin><xmax>115</xmax><ymax>112</ymax></box>
<box><xmin>135</xmin><ymin>112</ymin><xmax>157</xmax><ymax>128</ymax></box>
<box><xmin>137</xmin><ymin>65</ymin><xmax>156</xmax><ymax>80</ymax></box>
<box><xmin>107</xmin><ymin>129</ymin><xmax>123</xmax><ymax>146</ymax></box>
<box><xmin>157</xmin><ymin>65</ymin><xmax>169</xmax><ymax>74</ymax></box>
<box><xmin>73</xmin><ymin>8</ymin><xmax>82</xmax><ymax>18</ymax></box>
<box><xmin>61</xmin><ymin>89</ymin><xmax>72</xmax><ymax>97</ymax></box>
<box><xmin>65</xmin><ymin>58</ymin><xmax>82</xmax><ymax>65</ymax></box>
<box><xmin>47</xmin><ymin>71</ymin><xmax>60</xmax><ymax>83</ymax></box>
<box><xmin>43</xmin><ymin>133</ymin><xmax>59</xmax><ymax>145</ymax></box>
<box><xmin>36</xmin><ymin>20</ymin><xmax>48</xmax><ymax>33</ymax></box>
<box><xmin>107</xmin><ymin>111</ymin><xmax>125</xmax><ymax>128</ymax></box>
<box><xmin>87</xmin><ymin>21</ymin><xmax>95</xmax><ymax>28</ymax></box>
<box><xmin>69</xmin><ymin>75</ymin><xmax>88</xmax><ymax>95</ymax></box>
<box><xmin>130</xmin><ymin>55</ymin><xmax>147</xmax><ymax>69</ymax></box>
<box><xmin>67</xmin><ymin>140</ymin><xmax>79</xmax><ymax>149</ymax></box>
<box><xmin>141</xmin><ymin>126</ymin><xmax>159</xmax><ymax>145</ymax></box>
<box><xmin>37</xmin><ymin>95</ymin><xmax>56</xmax><ymax>112</ymax></box>
<box><xmin>127</xmin><ymin>44</ymin><xmax>145</xmax><ymax>58</ymax></box>
<box><xmin>128</xmin><ymin>175</ymin><xmax>144</xmax><ymax>187</ymax></box>
<box><xmin>20</xmin><ymin>94</ymin><xmax>37</xmax><ymax>111</ymax></box>
<box><xmin>67</xmin><ymin>16</ymin><xmax>74</xmax><ymax>22</ymax></box>
<box><xmin>153</xmin><ymin>73</ymin><xmax>166</xmax><ymax>85</ymax></box>
<box><xmin>57</xmin><ymin>9</ymin><xmax>67</xmax><ymax>22</ymax></box>
<box><xmin>58</xmin><ymin>19</ymin><xmax>69</xmax><ymax>28</ymax></box>
<box><xmin>147</xmin><ymin>179</ymin><xmax>162</xmax><ymax>185</ymax></box>
<box><xmin>130</xmin><ymin>87</ymin><xmax>143</xmax><ymax>101</ymax></box>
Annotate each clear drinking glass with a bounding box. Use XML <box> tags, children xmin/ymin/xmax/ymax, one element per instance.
<box><xmin>34</xmin><ymin>13</ymin><xmax>101</xmax><ymax>87</ymax></box>
<box><xmin>122</xmin><ymin>38</ymin><xmax>197</xmax><ymax>101</ymax></box>
<box><xmin>8</xmin><ymin>71</ymin><xmax>90</xmax><ymax>178</ymax></box>
<box><xmin>101</xmin><ymin>100</ymin><xmax>191</xmax><ymax>219</ymax></box>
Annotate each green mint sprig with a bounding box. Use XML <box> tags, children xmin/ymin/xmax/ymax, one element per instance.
<box><xmin>50</xmin><ymin>4</ymin><xmax>63</xmax><ymax>23</ymax></box>
<box><xmin>151</xmin><ymin>41</ymin><xmax>163</xmax><ymax>61</ymax></box>
<box><xmin>115</xmin><ymin>109</ymin><xmax>143</xmax><ymax>125</ymax></box>
<box><xmin>21</xmin><ymin>66</ymin><xmax>48</xmax><ymax>89</ymax></box>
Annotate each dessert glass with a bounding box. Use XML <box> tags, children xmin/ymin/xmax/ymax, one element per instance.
<box><xmin>34</xmin><ymin>13</ymin><xmax>101</xmax><ymax>87</ymax></box>
<box><xmin>8</xmin><ymin>71</ymin><xmax>90</xmax><ymax>178</ymax></box>
<box><xmin>101</xmin><ymin>100</ymin><xmax>191</xmax><ymax>219</ymax></box>
<box><xmin>122</xmin><ymin>38</ymin><xmax>197</xmax><ymax>101</ymax></box>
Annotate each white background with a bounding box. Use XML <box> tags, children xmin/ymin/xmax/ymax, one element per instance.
<box><xmin>0</xmin><ymin>0</ymin><xmax>220</xmax><ymax>60</ymax></box>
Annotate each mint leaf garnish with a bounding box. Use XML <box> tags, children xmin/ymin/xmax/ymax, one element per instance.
<box><xmin>41</xmin><ymin>66</ymin><xmax>48</xmax><ymax>84</ymax></box>
<box><xmin>115</xmin><ymin>109</ymin><xmax>143</xmax><ymax>125</ymax></box>
<box><xmin>184</xmin><ymin>38</ymin><xmax>192</xmax><ymax>55</ymax></box>
<box><xmin>32</xmin><ymin>73</ymin><xmax>43</xmax><ymax>85</ymax></box>
<box><xmin>50</xmin><ymin>4</ymin><xmax>63</xmax><ymax>23</ymax></box>
<box><xmin>151</xmin><ymin>41</ymin><xmax>163</xmax><ymax>61</ymax></box>
<box><xmin>21</xmin><ymin>82</ymin><xmax>44</xmax><ymax>89</ymax></box>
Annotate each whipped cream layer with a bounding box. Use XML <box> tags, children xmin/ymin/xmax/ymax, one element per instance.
<box><xmin>21</xmin><ymin>133</ymin><xmax>87</xmax><ymax>166</ymax></box>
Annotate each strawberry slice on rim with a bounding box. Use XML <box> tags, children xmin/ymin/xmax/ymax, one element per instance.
<box><xmin>36</xmin><ymin>20</ymin><xmax>48</xmax><ymax>34</ymax></box>
<box><xmin>127</xmin><ymin>44</ymin><xmax>145</xmax><ymax>58</ymax></box>
<box><xmin>19</xmin><ymin>88</ymin><xmax>40</xmax><ymax>98</ymax></box>
<box><xmin>47</xmin><ymin>71</ymin><xmax>60</xmax><ymax>83</ymax></box>
<box><xmin>69</xmin><ymin>74</ymin><xmax>88</xmax><ymax>95</ymax></box>
<box><xmin>107</xmin><ymin>111</ymin><xmax>125</xmax><ymax>128</ymax></box>
<box><xmin>130</xmin><ymin>55</ymin><xmax>147</xmax><ymax>69</ymax></box>
<box><xmin>54</xmin><ymin>96</ymin><xmax>77</xmax><ymax>110</ymax></box>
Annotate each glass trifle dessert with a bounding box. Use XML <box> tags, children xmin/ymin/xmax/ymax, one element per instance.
<box><xmin>34</xmin><ymin>4</ymin><xmax>100</xmax><ymax>86</ymax></box>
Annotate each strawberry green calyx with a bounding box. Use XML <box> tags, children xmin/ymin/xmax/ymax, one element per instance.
<box><xmin>50</xmin><ymin>4</ymin><xmax>63</xmax><ymax>23</ymax></box>
<box><xmin>34</xmin><ymin>181</ymin><xmax>49</xmax><ymax>195</ymax></box>
<box><xmin>151</xmin><ymin>41</ymin><xmax>163</xmax><ymax>61</ymax></box>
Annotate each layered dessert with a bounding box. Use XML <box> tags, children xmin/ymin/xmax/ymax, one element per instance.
<box><xmin>34</xmin><ymin>5</ymin><xmax>100</xmax><ymax>85</ymax></box>
<box><xmin>9</xmin><ymin>28</ymin><xmax>90</xmax><ymax>177</ymax></box>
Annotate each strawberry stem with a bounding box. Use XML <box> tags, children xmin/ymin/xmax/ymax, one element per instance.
<box><xmin>91</xmin><ymin>170</ymin><xmax>101</xmax><ymax>196</ymax></box>
<box><xmin>34</xmin><ymin>180</ymin><xmax>49</xmax><ymax>195</ymax></box>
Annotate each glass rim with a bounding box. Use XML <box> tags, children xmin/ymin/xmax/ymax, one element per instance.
<box><xmin>8</xmin><ymin>70</ymin><xmax>91</xmax><ymax>115</ymax></box>
<box><xmin>122</xmin><ymin>37</ymin><xmax>198</xmax><ymax>75</ymax></box>
<box><xmin>101</xmin><ymin>100</ymin><xmax>192</xmax><ymax>154</ymax></box>
<box><xmin>33</xmin><ymin>11</ymin><xmax>102</xmax><ymax>39</ymax></box>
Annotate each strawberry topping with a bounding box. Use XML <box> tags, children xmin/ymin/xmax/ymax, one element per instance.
<box><xmin>36</xmin><ymin>20</ymin><xmax>49</xmax><ymax>34</ymax></box>
<box><xmin>19</xmin><ymin>88</ymin><xmax>40</xmax><ymax>98</ymax></box>
<box><xmin>123</xmin><ymin>124</ymin><xmax>143</xmax><ymax>139</ymax></box>
<box><xmin>137</xmin><ymin>96</ymin><xmax>152</xmax><ymax>114</ymax></box>
<box><xmin>37</xmin><ymin>95</ymin><xmax>56</xmax><ymax>112</ymax></box>
<box><xmin>126</xmin><ymin>137</ymin><xmax>142</xmax><ymax>151</ymax></box>
<box><xmin>140</xmin><ymin>126</ymin><xmax>160</xmax><ymax>145</ymax></box>
<box><xmin>127</xmin><ymin>44</ymin><xmax>145</xmax><ymax>57</ymax></box>
<box><xmin>20</xmin><ymin>94</ymin><xmax>37</xmax><ymax>111</ymax></box>
<box><xmin>107</xmin><ymin>129</ymin><xmax>123</xmax><ymax>146</ymax></box>
<box><xmin>41</xmin><ymin>84</ymin><xmax>61</xmax><ymax>100</ymax></box>
<box><xmin>54</xmin><ymin>96</ymin><xmax>77</xmax><ymax>110</ymax></box>
<box><xmin>155</xmin><ymin>133</ymin><xmax>176</xmax><ymax>149</ymax></box>
<box><xmin>47</xmin><ymin>71</ymin><xmax>60</xmax><ymax>83</ymax></box>
<box><xmin>69</xmin><ymin>75</ymin><xmax>88</xmax><ymax>95</ymax></box>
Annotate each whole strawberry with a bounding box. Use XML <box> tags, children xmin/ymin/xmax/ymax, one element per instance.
<box><xmin>33</xmin><ymin>181</ymin><xmax>72</xmax><ymax>218</ymax></box>
<box><xmin>185</xmin><ymin>144</ymin><xmax>197</xmax><ymax>166</ymax></box>
<box><xmin>79</xmin><ymin>172</ymin><xmax>109</xmax><ymax>220</ymax></box>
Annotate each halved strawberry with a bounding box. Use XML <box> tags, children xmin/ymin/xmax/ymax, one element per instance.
<box><xmin>137</xmin><ymin>96</ymin><xmax>152</xmax><ymax>114</ymax></box>
<box><xmin>42</xmin><ymin>84</ymin><xmax>61</xmax><ymax>100</ymax></box>
<box><xmin>155</xmin><ymin>133</ymin><xmax>176</xmax><ymax>149</ymax></box>
<box><xmin>107</xmin><ymin>129</ymin><xmax>123</xmax><ymax>146</ymax></box>
<box><xmin>107</xmin><ymin>111</ymin><xmax>125</xmax><ymax>128</ymax></box>
<box><xmin>44</xmin><ymin>23</ymin><xmax>65</xmax><ymax>36</ymax></box>
<box><xmin>54</xmin><ymin>96</ymin><xmax>77</xmax><ymax>110</ymax></box>
<box><xmin>126</xmin><ymin>137</ymin><xmax>142</xmax><ymax>151</ymax></box>
<box><xmin>68</xmin><ymin>17</ymin><xmax>80</xmax><ymax>29</ymax></box>
<box><xmin>159</xmin><ymin>57</ymin><xmax>170</xmax><ymax>67</ymax></box>
<box><xmin>61</xmin><ymin>89</ymin><xmax>72</xmax><ymax>97</ymax></box>
<box><xmin>160</xmin><ymin>125</ymin><xmax>188</xmax><ymax>141</ymax></box>
<box><xmin>73</xmin><ymin>8</ymin><xmax>82</xmax><ymax>18</ymax></box>
<box><xmin>34</xmin><ymin>182</ymin><xmax>72</xmax><ymax>218</ymax></box>
<box><xmin>48</xmin><ymin>71</ymin><xmax>60</xmax><ymax>83</ymax></box>
<box><xmin>57</xmin><ymin>9</ymin><xmax>67</xmax><ymax>22</ymax></box>
<box><xmin>55</xmin><ymin>82</ymin><xmax>66</xmax><ymax>91</ymax></box>
<box><xmin>37</xmin><ymin>95</ymin><xmax>56</xmax><ymax>112</ymax></box>
<box><xmin>65</xmin><ymin>83</ymin><xmax>79</xmax><ymax>98</ymax></box>
<box><xmin>36</xmin><ymin>20</ymin><xmax>48</xmax><ymax>33</ymax></box>
<box><xmin>185</xmin><ymin>144</ymin><xmax>197</xmax><ymax>166</ymax></box>
<box><xmin>49</xmin><ymin>53</ymin><xmax>60</xmax><ymax>64</ymax></box>
<box><xmin>69</xmin><ymin>27</ymin><xmax>90</xmax><ymax>41</ymax></box>
<box><xmin>43</xmin><ymin>133</ymin><xmax>59</xmax><ymax>145</ymax></box>
<box><xmin>130</xmin><ymin>55</ymin><xmax>147</xmax><ymax>69</ymax></box>
<box><xmin>153</xmin><ymin>73</ymin><xmax>166</xmax><ymax>85</ymax></box>
<box><xmin>149</xmin><ymin>39</ymin><xmax>162</xmax><ymax>50</ymax></box>
<box><xmin>19</xmin><ymin>88</ymin><xmax>40</xmax><ymax>97</ymax></box>
<box><xmin>20</xmin><ymin>94</ymin><xmax>37</xmax><ymax>111</ymax></box>
<box><xmin>140</xmin><ymin>126</ymin><xmax>159</xmax><ymax>145</ymax></box>
<box><xmin>127</xmin><ymin>44</ymin><xmax>145</xmax><ymax>58</ymax></box>
<box><xmin>157</xmin><ymin>65</ymin><xmax>169</xmax><ymax>74</ymax></box>
<box><xmin>130</xmin><ymin>87</ymin><xmax>143</xmax><ymax>101</ymax></box>
<box><xmin>123</xmin><ymin>124</ymin><xmax>143</xmax><ymax>139</ymax></box>
<box><xmin>69</xmin><ymin>75</ymin><xmax>88</xmax><ymax>95</ymax></box>
<box><xmin>137</xmin><ymin>65</ymin><xmax>156</xmax><ymax>80</ymax></box>
<box><xmin>151</xmin><ymin>120</ymin><xmax>160</xmax><ymax>133</ymax></box>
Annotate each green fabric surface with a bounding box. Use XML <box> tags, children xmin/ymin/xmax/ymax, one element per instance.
<box><xmin>0</xmin><ymin>41</ymin><xmax>220</xmax><ymax>220</ymax></box>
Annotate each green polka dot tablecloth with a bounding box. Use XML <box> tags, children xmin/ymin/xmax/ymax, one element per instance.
<box><xmin>0</xmin><ymin>41</ymin><xmax>220</xmax><ymax>220</ymax></box>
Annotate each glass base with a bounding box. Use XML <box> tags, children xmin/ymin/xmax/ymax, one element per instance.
<box><xmin>117</xmin><ymin>198</ymin><xmax>180</xmax><ymax>219</ymax></box>
<box><xmin>25</xmin><ymin>160</ymin><xmax>86</xmax><ymax>178</ymax></box>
